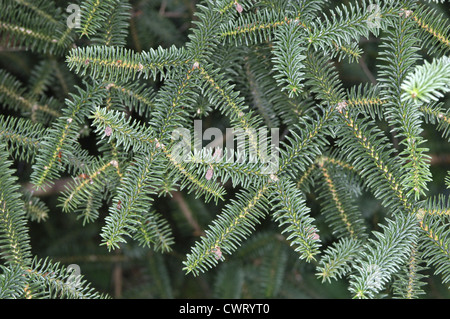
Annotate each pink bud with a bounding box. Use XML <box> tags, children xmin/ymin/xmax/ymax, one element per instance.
<box><xmin>306</xmin><ymin>227</ymin><xmax>320</xmax><ymax>241</ymax></box>
<box><xmin>206</xmin><ymin>168</ymin><xmax>213</xmax><ymax>180</ymax></box>
<box><xmin>212</xmin><ymin>246</ymin><xmax>222</xmax><ymax>260</ymax></box>
<box><xmin>105</xmin><ymin>126</ymin><xmax>112</xmax><ymax>136</ymax></box>
<box><xmin>235</xmin><ymin>2</ymin><xmax>243</xmax><ymax>13</ymax></box>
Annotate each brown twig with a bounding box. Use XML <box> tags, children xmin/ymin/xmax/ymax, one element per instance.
<box><xmin>359</xmin><ymin>56</ymin><xmax>377</xmax><ymax>85</ymax></box>
<box><xmin>171</xmin><ymin>191</ymin><xmax>205</xmax><ymax>236</ymax></box>
<box><xmin>23</xmin><ymin>177</ymin><xmax>73</xmax><ymax>197</ymax></box>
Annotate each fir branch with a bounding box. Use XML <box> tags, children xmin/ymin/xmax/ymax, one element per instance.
<box><xmin>73</xmin><ymin>192</ymin><xmax>102</xmax><ymax>226</ymax></box>
<box><xmin>185</xmin><ymin>3</ymin><xmax>225</xmax><ymax>61</ymax></box>
<box><xmin>183</xmin><ymin>184</ymin><xmax>270</xmax><ymax>276</ymax></box>
<box><xmin>105</xmin><ymin>80</ymin><xmax>156</xmax><ymax>119</ymax></box>
<box><xmin>271</xmin><ymin>22</ymin><xmax>307</xmax><ymax>97</ymax></box>
<box><xmin>401</xmin><ymin>55</ymin><xmax>450</xmax><ymax>105</ymax></box>
<box><xmin>91</xmin><ymin>106</ymin><xmax>156</xmax><ymax>153</ymax></box>
<box><xmin>197</xmin><ymin>65</ymin><xmax>264</xmax><ymax>157</ymax></box>
<box><xmin>317</xmin><ymin>161</ymin><xmax>367</xmax><ymax>240</ymax></box>
<box><xmin>379</xmin><ymin>14</ymin><xmax>431</xmax><ymax>201</ymax></box>
<box><xmin>331</xmin><ymin>41</ymin><xmax>363</xmax><ymax>63</ymax></box>
<box><xmin>303</xmin><ymin>51</ymin><xmax>346</xmax><ymax>105</ymax></box>
<box><xmin>337</xmin><ymin>107</ymin><xmax>413</xmax><ymax>213</ymax></box>
<box><xmin>66</xmin><ymin>45</ymin><xmax>191</xmax><ymax>82</ymax></box>
<box><xmin>100</xmin><ymin>153</ymin><xmax>165</xmax><ymax>251</ymax></box>
<box><xmin>59</xmin><ymin>158</ymin><xmax>117</xmax><ymax>214</ymax></box>
<box><xmin>346</xmin><ymin>83</ymin><xmax>386</xmax><ymax>120</ymax></box>
<box><xmin>278</xmin><ymin>106</ymin><xmax>334</xmax><ymax>179</ymax></box>
<box><xmin>13</xmin><ymin>0</ymin><xmax>62</xmax><ymax>26</ymax></box>
<box><xmin>187</xmin><ymin>147</ymin><xmax>268</xmax><ymax>189</ymax></box>
<box><xmin>349</xmin><ymin>213</ymin><xmax>418</xmax><ymax>299</ymax></box>
<box><xmin>392</xmin><ymin>242</ymin><xmax>428</xmax><ymax>299</ymax></box>
<box><xmin>306</xmin><ymin>0</ymin><xmax>401</xmax><ymax>54</ymax></box>
<box><xmin>0</xmin><ymin>69</ymin><xmax>62</xmax><ymax>123</ymax></box>
<box><xmin>25</xmin><ymin>257</ymin><xmax>107</xmax><ymax>299</ymax></box>
<box><xmin>150</xmin><ymin>67</ymin><xmax>199</xmax><ymax>144</ymax></box>
<box><xmin>0</xmin><ymin>0</ymin><xmax>73</xmax><ymax>54</ymax></box>
<box><xmin>241</xmin><ymin>45</ymin><xmax>304</xmax><ymax>128</ymax></box>
<box><xmin>215</xmin><ymin>0</ymin><xmax>250</xmax><ymax>16</ymax></box>
<box><xmin>28</xmin><ymin>59</ymin><xmax>55</xmax><ymax>97</ymax></box>
<box><xmin>417</xmin><ymin>195</ymin><xmax>450</xmax><ymax>220</ymax></box>
<box><xmin>30</xmin><ymin>84</ymin><xmax>107</xmax><ymax>190</ymax></box>
<box><xmin>91</xmin><ymin>107</ymin><xmax>227</xmax><ymax>203</ymax></box>
<box><xmin>161</xmin><ymin>142</ymin><xmax>227</xmax><ymax>204</ymax></box>
<box><xmin>22</xmin><ymin>190</ymin><xmax>49</xmax><ymax>223</ymax></box>
<box><xmin>420</xmin><ymin>102</ymin><xmax>450</xmax><ymax>141</ymax></box>
<box><xmin>296</xmin><ymin>161</ymin><xmax>317</xmax><ymax>191</ymax></box>
<box><xmin>91</xmin><ymin>0</ymin><xmax>131</xmax><ymax>47</ymax></box>
<box><xmin>219</xmin><ymin>8</ymin><xmax>305</xmax><ymax>46</ymax></box>
<box><xmin>0</xmin><ymin>264</ymin><xmax>28</xmax><ymax>298</ymax></box>
<box><xmin>410</xmin><ymin>3</ymin><xmax>450</xmax><ymax>54</ymax></box>
<box><xmin>0</xmin><ymin>115</ymin><xmax>45</xmax><ymax>162</ymax></box>
<box><xmin>0</xmin><ymin>143</ymin><xmax>32</xmax><ymax>267</ymax></box>
<box><xmin>418</xmin><ymin>214</ymin><xmax>450</xmax><ymax>284</ymax></box>
<box><xmin>78</xmin><ymin>0</ymin><xmax>117</xmax><ymax>38</ymax></box>
<box><xmin>270</xmin><ymin>178</ymin><xmax>321</xmax><ymax>262</ymax></box>
<box><xmin>133</xmin><ymin>211</ymin><xmax>174</xmax><ymax>253</ymax></box>
<box><xmin>242</xmin><ymin>55</ymin><xmax>281</xmax><ymax>128</ymax></box>
<box><xmin>316</xmin><ymin>237</ymin><xmax>363</xmax><ymax>283</ymax></box>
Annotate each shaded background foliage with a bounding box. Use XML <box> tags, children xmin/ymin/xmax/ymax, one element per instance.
<box><xmin>0</xmin><ymin>0</ymin><xmax>449</xmax><ymax>298</ymax></box>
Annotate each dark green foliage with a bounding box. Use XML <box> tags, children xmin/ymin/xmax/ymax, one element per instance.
<box><xmin>0</xmin><ymin>0</ymin><xmax>449</xmax><ymax>300</ymax></box>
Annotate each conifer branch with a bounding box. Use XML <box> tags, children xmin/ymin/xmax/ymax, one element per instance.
<box><xmin>410</xmin><ymin>3</ymin><xmax>450</xmax><ymax>54</ymax></box>
<box><xmin>183</xmin><ymin>184</ymin><xmax>270</xmax><ymax>276</ymax></box>
<box><xmin>317</xmin><ymin>161</ymin><xmax>366</xmax><ymax>240</ymax></box>
<box><xmin>30</xmin><ymin>84</ymin><xmax>106</xmax><ymax>190</ymax></box>
<box><xmin>392</xmin><ymin>242</ymin><xmax>428</xmax><ymax>299</ymax></box>
<box><xmin>66</xmin><ymin>45</ymin><xmax>191</xmax><ymax>82</ymax></box>
<box><xmin>270</xmin><ymin>178</ymin><xmax>321</xmax><ymax>262</ymax></box>
<box><xmin>316</xmin><ymin>237</ymin><xmax>363</xmax><ymax>283</ymax></box>
<box><xmin>338</xmin><ymin>107</ymin><xmax>413</xmax><ymax>213</ymax></box>
<box><xmin>349</xmin><ymin>213</ymin><xmax>418</xmax><ymax>299</ymax></box>
<box><xmin>0</xmin><ymin>143</ymin><xmax>32</xmax><ymax>267</ymax></box>
<box><xmin>379</xmin><ymin>15</ymin><xmax>431</xmax><ymax>201</ymax></box>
